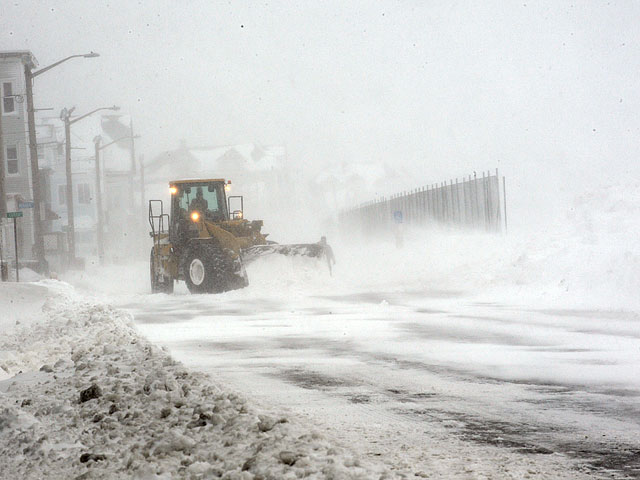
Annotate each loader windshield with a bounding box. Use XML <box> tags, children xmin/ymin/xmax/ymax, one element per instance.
<box><xmin>174</xmin><ymin>182</ymin><xmax>227</xmax><ymax>221</ymax></box>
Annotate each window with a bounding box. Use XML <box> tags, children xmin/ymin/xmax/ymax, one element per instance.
<box><xmin>2</xmin><ymin>82</ymin><xmax>15</xmax><ymax>114</ymax></box>
<box><xmin>6</xmin><ymin>146</ymin><xmax>18</xmax><ymax>175</ymax></box>
<box><xmin>78</xmin><ymin>183</ymin><xmax>91</xmax><ymax>204</ymax></box>
<box><xmin>58</xmin><ymin>185</ymin><xmax>66</xmax><ymax>205</ymax></box>
<box><xmin>175</xmin><ymin>183</ymin><xmax>224</xmax><ymax>220</ymax></box>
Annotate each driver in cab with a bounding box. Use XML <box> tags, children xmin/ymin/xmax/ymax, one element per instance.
<box><xmin>189</xmin><ymin>187</ymin><xmax>209</xmax><ymax>215</ymax></box>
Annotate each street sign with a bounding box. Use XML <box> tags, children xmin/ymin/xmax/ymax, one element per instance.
<box><xmin>18</xmin><ymin>201</ymin><xmax>34</xmax><ymax>209</ymax></box>
<box><xmin>6</xmin><ymin>212</ymin><xmax>22</xmax><ymax>281</ymax></box>
<box><xmin>393</xmin><ymin>210</ymin><xmax>403</xmax><ymax>224</ymax></box>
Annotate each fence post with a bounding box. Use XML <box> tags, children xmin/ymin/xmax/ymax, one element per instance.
<box><xmin>430</xmin><ymin>185</ymin><xmax>434</xmax><ymax>222</ymax></box>
<box><xmin>489</xmin><ymin>171</ymin><xmax>494</xmax><ymax>230</ymax></box>
<box><xmin>503</xmin><ymin>176</ymin><xmax>508</xmax><ymax>234</ymax></box>
<box><xmin>449</xmin><ymin>179</ymin><xmax>454</xmax><ymax>225</ymax></box>
<box><xmin>462</xmin><ymin>177</ymin><xmax>467</xmax><ymax>226</ymax></box>
<box><xmin>481</xmin><ymin>171</ymin><xmax>486</xmax><ymax>230</ymax></box>
<box><xmin>495</xmin><ymin>169</ymin><xmax>502</xmax><ymax>232</ymax></box>
<box><xmin>454</xmin><ymin>178</ymin><xmax>459</xmax><ymax>225</ymax></box>
<box><xmin>473</xmin><ymin>172</ymin><xmax>480</xmax><ymax>227</ymax></box>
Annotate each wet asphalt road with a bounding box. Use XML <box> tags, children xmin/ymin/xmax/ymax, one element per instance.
<box><xmin>122</xmin><ymin>288</ymin><xmax>640</xmax><ymax>479</ymax></box>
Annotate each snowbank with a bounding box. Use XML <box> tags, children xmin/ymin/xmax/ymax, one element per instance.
<box><xmin>0</xmin><ymin>282</ymin><xmax>48</xmax><ymax>329</ymax></box>
<box><xmin>0</xmin><ymin>266</ymin><xmax>46</xmax><ymax>283</ymax></box>
<box><xmin>0</xmin><ymin>282</ymin><xmax>395</xmax><ymax>479</ymax></box>
<box><xmin>333</xmin><ymin>182</ymin><xmax>640</xmax><ymax>310</ymax></box>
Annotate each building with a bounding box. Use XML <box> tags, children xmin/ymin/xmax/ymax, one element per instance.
<box><xmin>145</xmin><ymin>141</ymin><xmax>297</xmax><ymax>223</ymax></box>
<box><xmin>35</xmin><ymin>118</ymin><xmax>104</xmax><ymax>265</ymax></box>
<box><xmin>0</xmin><ymin>50</ymin><xmax>38</xmax><ymax>265</ymax></box>
<box><xmin>36</xmin><ymin>114</ymin><xmax>139</xmax><ymax>266</ymax></box>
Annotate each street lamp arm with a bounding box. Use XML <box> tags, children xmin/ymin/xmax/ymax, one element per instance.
<box><xmin>69</xmin><ymin>106</ymin><xmax>119</xmax><ymax>125</ymax></box>
<box><xmin>98</xmin><ymin>134</ymin><xmax>141</xmax><ymax>151</ymax></box>
<box><xmin>31</xmin><ymin>54</ymin><xmax>95</xmax><ymax>78</ymax></box>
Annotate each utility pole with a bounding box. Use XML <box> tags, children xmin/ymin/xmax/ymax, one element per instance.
<box><xmin>92</xmin><ymin>133</ymin><xmax>139</xmax><ymax>265</ymax></box>
<box><xmin>24</xmin><ymin>52</ymin><xmax>100</xmax><ymax>272</ymax></box>
<box><xmin>62</xmin><ymin>109</ymin><xmax>75</xmax><ymax>263</ymax></box>
<box><xmin>139</xmin><ymin>154</ymin><xmax>145</xmax><ymax>210</ymax></box>
<box><xmin>0</xmin><ymin>105</ymin><xmax>6</xmax><ymax>218</ymax></box>
<box><xmin>93</xmin><ymin>137</ymin><xmax>105</xmax><ymax>264</ymax></box>
<box><xmin>129</xmin><ymin>119</ymin><xmax>136</xmax><ymax>213</ymax></box>
<box><xmin>61</xmin><ymin>105</ymin><xmax>119</xmax><ymax>264</ymax></box>
<box><xmin>24</xmin><ymin>64</ymin><xmax>46</xmax><ymax>272</ymax></box>
<box><xmin>0</xmin><ymin>110</ymin><xmax>6</xmax><ymax>277</ymax></box>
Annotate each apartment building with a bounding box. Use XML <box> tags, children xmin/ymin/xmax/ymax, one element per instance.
<box><xmin>0</xmin><ymin>50</ymin><xmax>37</xmax><ymax>263</ymax></box>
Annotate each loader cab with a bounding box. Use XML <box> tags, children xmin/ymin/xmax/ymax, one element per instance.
<box><xmin>169</xmin><ymin>179</ymin><xmax>229</xmax><ymax>245</ymax></box>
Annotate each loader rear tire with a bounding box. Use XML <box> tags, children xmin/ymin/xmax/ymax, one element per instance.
<box><xmin>150</xmin><ymin>247</ymin><xmax>174</xmax><ymax>294</ymax></box>
<box><xmin>183</xmin><ymin>244</ymin><xmax>248</xmax><ymax>294</ymax></box>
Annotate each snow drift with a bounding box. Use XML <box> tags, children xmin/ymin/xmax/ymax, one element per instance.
<box><xmin>332</xmin><ymin>181</ymin><xmax>640</xmax><ymax>310</ymax></box>
<box><xmin>0</xmin><ymin>281</ymin><xmax>395</xmax><ymax>479</ymax></box>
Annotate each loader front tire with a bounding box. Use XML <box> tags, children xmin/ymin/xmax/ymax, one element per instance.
<box><xmin>183</xmin><ymin>244</ymin><xmax>248</xmax><ymax>294</ymax></box>
<box><xmin>150</xmin><ymin>247</ymin><xmax>174</xmax><ymax>294</ymax></box>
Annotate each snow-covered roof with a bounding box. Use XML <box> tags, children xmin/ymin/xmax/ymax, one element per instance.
<box><xmin>0</xmin><ymin>50</ymin><xmax>37</xmax><ymax>68</ymax></box>
<box><xmin>147</xmin><ymin>143</ymin><xmax>286</xmax><ymax>179</ymax></box>
<box><xmin>316</xmin><ymin>161</ymin><xmax>388</xmax><ymax>187</ymax></box>
<box><xmin>190</xmin><ymin>144</ymin><xmax>285</xmax><ymax>173</ymax></box>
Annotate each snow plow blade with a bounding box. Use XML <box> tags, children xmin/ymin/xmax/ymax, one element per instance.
<box><xmin>241</xmin><ymin>243</ymin><xmax>325</xmax><ymax>264</ymax></box>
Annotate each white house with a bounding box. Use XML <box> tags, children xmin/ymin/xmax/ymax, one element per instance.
<box><xmin>0</xmin><ymin>50</ymin><xmax>37</xmax><ymax>264</ymax></box>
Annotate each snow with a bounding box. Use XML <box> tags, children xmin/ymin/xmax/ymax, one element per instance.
<box><xmin>2</xmin><ymin>182</ymin><xmax>639</xmax><ymax>478</ymax></box>
<box><xmin>0</xmin><ymin>281</ymin><xmax>394</xmax><ymax>479</ymax></box>
<box><xmin>332</xmin><ymin>180</ymin><xmax>640</xmax><ymax>311</ymax></box>
<box><xmin>0</xmin><ymin>266</ymin><xmax>46</xmax><ymax>284</ymax></box>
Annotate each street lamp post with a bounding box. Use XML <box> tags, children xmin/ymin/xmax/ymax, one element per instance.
<box><xmin>25</xmin><ymin>52</ymin><xmax>99</xmax><ymax>272</ymax></box>
<box><xmin>0</xmin><ymin>105</ymin><xmax>6</xmax><ymax>218</ymax></box>
<box><xmin>92</xmin><ymin>133</ymin><xmax>139</xmax><ymax>264</ymax></box>
<box><xmin>93</xmin><ymin>136</ymin><xmax>104</xmax><ymax>264</ymax></box>
<box><xmin>139</xmin><ymin>154</ymin><xmax>145</xmax><ymax>211</ymax></box>
<box><xmin>61</xmin><ymin>105</ymin><xmax>119</xmax><ymax>264</ymax></box>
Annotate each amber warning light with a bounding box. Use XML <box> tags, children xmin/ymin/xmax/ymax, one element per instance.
<box><xmin>169</xmin><ymin>186</ymin><xmax>177</xmax><ymax>195</ymax></box>
<box><xmin>191</xmin><ymin>211</ymin><xmax>200</xmax><ymax>222</ymax></box>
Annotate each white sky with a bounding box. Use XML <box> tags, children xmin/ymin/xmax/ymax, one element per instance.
<box><xmin>2</xmin><ymin>0</ymin><xmax>640</xmax><ymax>221</ymax></box>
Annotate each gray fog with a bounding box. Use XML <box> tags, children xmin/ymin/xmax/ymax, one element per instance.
<box><xmin>3</xmin><ymin>1</ymin><xmax>639</xmax><ymax>227</ymax></box>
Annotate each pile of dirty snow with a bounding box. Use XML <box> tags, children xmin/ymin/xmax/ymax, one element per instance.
<box><xmin>0</xmin><ymin>282</ymin><xmax>396</xmax><ymax>479</ymax></box>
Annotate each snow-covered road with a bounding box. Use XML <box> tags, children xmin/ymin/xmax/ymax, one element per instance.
<box><xmin>59</xmin><ymin>243</ymin><xmax>634</xmax><ymax>480</ymax></box>
<box><xmin>120</xmin><ymin>286</ymin><xmax>640</xmax><ymax>479</ymax></box>
<box><xmin>57</xmin><ymin>201</ymin><xmax>640</xmax><ymax>479</ymax></box>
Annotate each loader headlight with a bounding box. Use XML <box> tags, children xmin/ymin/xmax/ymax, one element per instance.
<box><xmin>191</xmin><ymin>211</ymin><xmax>200</xmax><ymax>222</ymax></box>
<box><xmin>169</xmin><ymin>186</ymin><xmax>178</xmax><ymax>195</ymax></box>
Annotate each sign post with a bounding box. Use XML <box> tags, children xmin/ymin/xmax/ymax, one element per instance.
<box><xmin>7</xmin><ymin>211</ymin><xmax>23</xmax><ymax>282</ymax></box>
<box><xmin>393</xmin><ymin>210</ymin><xmax>404</xmax><ymax>249</ymax></box>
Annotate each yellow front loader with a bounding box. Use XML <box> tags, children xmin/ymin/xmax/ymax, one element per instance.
<box><xmin>148</xmin><ymin>179</ymin><xmax>325</xmax><ymax>294</ymax></box>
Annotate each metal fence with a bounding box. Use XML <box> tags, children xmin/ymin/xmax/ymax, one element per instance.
<box><xmin>340</xmin><ymin>169</ymin><xmax>507</xmax><ymax>234</ymax></box>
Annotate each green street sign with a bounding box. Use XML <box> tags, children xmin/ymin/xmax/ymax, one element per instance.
<box><xmin>7</xmin><ymin>211</ymin><xmax>23</xmax><ymax>218</ymax></box>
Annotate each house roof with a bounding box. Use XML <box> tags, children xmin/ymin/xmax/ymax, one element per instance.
<box><xmin>0</xmin><ymin>50</ymin><xmax>38</xmax><ymax>69</ymax></box>
<box><xmin>316</xmin><ymin>161</ymin><xmax>389</xmax><ymax>187</ymax></box>
<box><xmin>147</xmin><ymin>143</ymin><xmax>286</xmax><ymax>178</ymax></box>
<box><xmin>170</xmin><ymin>178</ymin><xmax>227</xmax><ymax>186</ymax></box>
